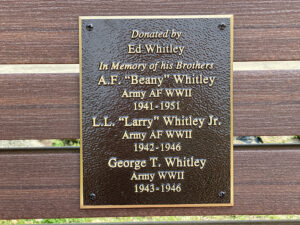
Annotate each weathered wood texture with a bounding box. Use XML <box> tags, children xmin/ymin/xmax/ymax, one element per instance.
<box><xmin>0</xmin><ymin>70</ymin><xmax>299</xmax><ymax>140</ymax></box>
<box><xmin>0</xmin><ymin>145</ymin><xmax>299</xmax><ymax>219</ymax></box>
<box><xmin>0</xmin><ymin>0</ymin><xmax>300</xmax><ymax>64</ymax></box>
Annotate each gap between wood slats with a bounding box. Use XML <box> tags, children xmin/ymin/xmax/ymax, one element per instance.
<box><xmin>1</xmin><ymin>144</ymin><xmax>300</xmax><ymax>152</ymax></box>
<box><xmin>0</xmin><ymin>145</ymin><xmax>299</xmax><ymax>219</ymax></box>
<box><xmin>1</xmin><ymin>62</ymin><xmax>300</xmax><ymax>74</ymax></box>
<box><xmin>37</xmin><ymin>221</ymin><xmax>300</xmax><ymax>225</ymax></box>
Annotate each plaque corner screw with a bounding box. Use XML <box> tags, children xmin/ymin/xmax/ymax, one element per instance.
<box><xmin>89</xmin><ymin>193</ymin><xmax>96</xmax><ymax>200</ymax></box>
<box><xmin>218</xmin><ymin>191</ymin><xmax>226</xmax><ymax>198</ymax></box>
<box><xmin>218</xmin><ymin>23</ymin><xmax>226</xmax><ymax>30</ymax></box>
<box><xmin>86</xmin><ymin>24</ymin><xmax>94</xmax><ymax>31</ymax></box>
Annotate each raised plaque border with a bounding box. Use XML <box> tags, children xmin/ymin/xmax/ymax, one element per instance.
<box><xmin>79</xmin><ymin>15</ymin><xmax>234</xmax><ymax>209</ymax></box>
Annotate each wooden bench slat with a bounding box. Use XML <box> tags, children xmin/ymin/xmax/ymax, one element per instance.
<box><xmin>0</xmin><ymin>144</ymin><xmax>299</xmax><ymax>219</ymax></box>
<box><xmin>1</xmin><ymin>70</ymin><xmax>299</xmax><ymax>139</ymax></box>
<box><xmin>0</xmin><ymin>0</ymin><xmax>300</xmax><ymax>63</ymax></box>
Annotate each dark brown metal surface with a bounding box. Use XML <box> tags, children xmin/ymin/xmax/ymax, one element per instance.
<box><xmin>80</xmin><ymin>16</ymin><xmax>233</xmax><ymax>207</ymax></box>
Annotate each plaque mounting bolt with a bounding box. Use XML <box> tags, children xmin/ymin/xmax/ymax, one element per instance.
<box><xmin>89</xmin><ymin>193</ymin><xmax>96</xmax><ymax>200</ymax></box>
<box><xmin>218</xmin><ymin>191</ymin><xmax>226</xmax><ymax>198</ymax></box>
<box><xmin>86</xmin><ymin>24</ymin><xmax>94</xmax><ymax>31</ymax></box>
<box><xmin>218</xmin><ymin>23</ymin><xmax>226</xmax><ymax>30</ymax></box>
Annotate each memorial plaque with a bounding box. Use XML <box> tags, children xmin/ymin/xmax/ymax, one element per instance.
<box><xmin>79</xmin><ymin>15</ymin><xmax>233</xmax><ymax>208</ymax></box>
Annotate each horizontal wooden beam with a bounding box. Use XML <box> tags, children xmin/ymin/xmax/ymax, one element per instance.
<box><xmin>0</xmin><ymin>70</ymin><xmax>299</xmax><ymax>139</ymax></box>
<box><xmin>0</xmin><ymin>144</ymin><xmax>299</xmax><ymax>219</ymax></box>
<box><xmin>0</xmin><ymin>0</ymin><xmax>300</xmax><ymax>63</ymax></box>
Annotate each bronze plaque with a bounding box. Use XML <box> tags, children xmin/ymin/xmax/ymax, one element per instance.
<box><xmin>79</xmin><ymin>15</ymin><xmax>233</xmax><ymax>208</ymax></box>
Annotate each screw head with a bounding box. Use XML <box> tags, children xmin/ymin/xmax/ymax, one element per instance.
<box><xmin>218</xmin><ymin>191</ymin><xmax>226</xmax><ymax>198</ymax></box>
<box><xmin>218</xmin><ymin>23</ymin><xmax>226</xmax><ymax>30</ymax></box>
<box><xmin>86</xmin><ymin>24</ymin><xmax>93</xmax><ymax>31</ymax></box>
<box><xmin>89</xmin><ymin>193</ymin><xmax>96</xmax><ymax>200</ymax></box>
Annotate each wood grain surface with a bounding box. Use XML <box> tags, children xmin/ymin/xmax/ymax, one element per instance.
<box><xmin>0</xmin><ymin>145</ymin><xmax>299</xmax><ymax>219</ymax></box>
<box><xmin>0</xmin><ymin>70</ymin><xmax>299</xmax><ymax>140</ymax></box>
<box><xmin>0</xmin><ymin>0</ymin><xmax>300</xmax><ymax>64</ymax></box>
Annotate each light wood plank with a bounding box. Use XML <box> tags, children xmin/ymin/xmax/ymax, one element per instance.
<box><xmin>0</xmin><ymin>145</ymin><xmax>299</xmax><ymax>219</ymax></box>
<box><xmin>1</xmin><ymin>70</ymin><xmax>299</xmax><ymax>139</ymax></box>
<box><xmin>0</xmin><ymin>0</ymin><xmax>300</xmax><ymax>63</ymax></box>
